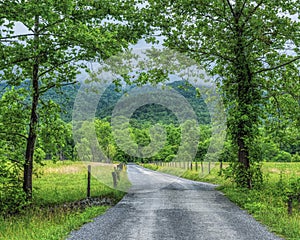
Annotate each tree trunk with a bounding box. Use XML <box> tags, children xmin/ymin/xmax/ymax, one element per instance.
<box><xmin>237</xmin><ymin>136</ymin><xmax>251</xmax><ymax>188</ymax></box>
<box><xmin>236</xmin><ymin>66</ymin><xmax>253</xmax><ymax>189</ymax></box>
<box><xmin>23</xmin><ymin>110</ymin><xmax>38</xmax><ymax>199</ymax></box>
<box><xmin>23</xmin><ymin>15</ymin><xmax>39</xmax><ymax>200</ymax></box>
<box><xmin>219</xmin><ymin>160</ymin><xmax>223</xmax><ymax>176</ymax></box>
<box><xmin>234</xmin><ymin>17</ymin><xmax>254</xmax><ymax>189</ymax></box>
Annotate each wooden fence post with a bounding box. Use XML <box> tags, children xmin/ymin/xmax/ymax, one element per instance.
<box><xmin>112</xmin><ymin>172</ymin><xmax>117</xmax><ymax>188</ymax></box>
<box><xmin>87</xmin><ymin>165</ymin><xmax>91</xmax><ymax>198</ymax></box>
<box><xmin>288</xmin><ymin>196</ymin><xmax>293</xmax><ymax>215</ymax></box>
<box><xmin>115</xmin><ymin>167</ymin><xmax>120</xmax><ymax>181</ymax></box>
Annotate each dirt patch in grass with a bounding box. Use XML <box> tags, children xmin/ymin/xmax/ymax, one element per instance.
<box><xmin>43</xmin><ymin>162</ymin><xmax>118</xmax><ymax>175</ymax></box>
<box><xmin>44</xmin><ymin>165</ymin><xmax>83</xmax><ymax>174</ymax></box>
<box><xmin>268</xmin><ymin>168</ymin><xmax>282</xmax><ymax>174</ymax></box>
<box><xmin>267</xmin><ymin>168</ymin><xmax>300</xmax><ymax>176</ymax></box>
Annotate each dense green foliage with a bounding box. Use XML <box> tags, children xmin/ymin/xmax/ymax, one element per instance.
<box><xmin>0</xmin><ymin>0</ymin><xmax>145</xmax><ymax>209</ymax></box>
<box><xmin>143</xmin><ymin>0</ymin><xmax>300</xmax><ymax>188</ymax></box>
<box><xmin>75</xmin><ymin>118</ymin><xmax>300</xmax><ymax>167</ymax></box>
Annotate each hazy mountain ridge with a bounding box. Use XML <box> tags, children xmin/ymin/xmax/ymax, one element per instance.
<box><xmin>0</xmin><ymin>81</ymin><xmax>210</xmax><ymax>125</ymax></box>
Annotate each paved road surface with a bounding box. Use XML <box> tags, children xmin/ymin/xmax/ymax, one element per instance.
<box><xmin>67</xmin><ymin>164</ymin><xmax>283</xmax><ymax>240</ymax></box>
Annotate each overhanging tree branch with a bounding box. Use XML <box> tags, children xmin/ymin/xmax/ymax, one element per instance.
<box><xmin>240</xmin><ymin>0</ymin><xmax>247</xmax><ymax>14</ymax></box>
<box><xmin>39</xmin><ymin>81</ymin><xmax>78</xmax><ymax>95</ymax></box>
<box><xmin>38</xmin><ymin>57</ymin><xmax>78</xmax><ymax>78</ymax></box>
<box><xmin>0</xmin><ymin>131</ymin><xmax>28</xmax><ymax>140</ymax></box>
<box><xmin>242</xmin><ymin>0</ymin><xmax>264</xmax><ymax>27</ymax></box>
<box><xmin>0</xmin><ymin>33</ymin><xmax>35</xmax><ymax>40</ymax></box>
<box><xmin>226</xmin><ymin>0</ymin><xmax>235</xmax><ymax>18</ymax></box>
<box><xmin>254</xmin><ymin>56</ymin><xmax>300</xmax><ymax>75</ymax></box>
<box><xmin>186</xmin><ymin>46</ymin><xmax>235</xmax><ymax>63</ymax></box>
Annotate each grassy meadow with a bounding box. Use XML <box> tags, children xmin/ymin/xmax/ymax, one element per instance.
<box><xmin>0</xmin><ymin>161</ymin><xmax>130</xmax><ymax>240</ymax></box>
<box><xmin>142</xmin><ymin>161</ymin><xmax>300</xmax><ymax>240</ymax></box>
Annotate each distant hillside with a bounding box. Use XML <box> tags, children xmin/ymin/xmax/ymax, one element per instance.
<box><xmin>127</xmin><ymin>81</ymin><xmax>211</xmax><ymax>126</ymax></box>
<box><xmin>1</xmin><ymin>81</ymin><xmax>211</xmax><ymax>125</ymax></box>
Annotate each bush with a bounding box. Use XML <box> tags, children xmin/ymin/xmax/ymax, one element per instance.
<box><xmin>292</xmin><ymin>153</ymin><xmax>300</xmax><ymax>162</ymax></box>
<box><xmin>0</xmin><ymin>186</ymin><xmax>28</xmax><ymax>215</ymax></box>
<box><xmin>224</xmin><ymin>161</ymin><xmax>263</xmax><ymax>189</ymax></box>
<box><xmin>274</xmin><ymin>151</ymin><xmax>292</xmax><ymax>162</ymax></box>
<box><xmin>0</xmin><ymin>162</ymin><xmax>28</xmax><ymax>215</ymax></box>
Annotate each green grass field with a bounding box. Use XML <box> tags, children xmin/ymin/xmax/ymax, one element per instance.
<box><xmin>143</xmin><ymin>162</ymin><xmax>300</xmax><ymax>240</ymax></box>
<box><xmin>0</xmin><ymin>161</ymin><xmax>130</xmax><ymax>240</ymax></box>
<box><xmin>2</xmin><ymin>161</ymin><xmax>299</xmax><ymax>240</ymax></box>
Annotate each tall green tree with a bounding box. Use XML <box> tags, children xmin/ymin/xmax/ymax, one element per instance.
<box><xmin>264</xmin><ymin>63</ymin><xmax>300</xmax><ymax>155</ymax></box>
<box><xmin>95</xmin><ymin>119</ymin><xmax>117</xmax><ymax>161</ymax></box>
<box><xmin>0</xmin><ymin>0</ymin><xmax>144</xmax><ymax>200</ymax></box>
<box><xmin>144</xmin><ymin>0</ymin><xmax>300</xmax><ymax>188</ymax></box>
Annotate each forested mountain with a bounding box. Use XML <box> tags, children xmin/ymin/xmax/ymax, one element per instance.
<box><xmin>41</xmin><ymin>80</ymin><xmax>210</xmax><ymax>125</ymax></box>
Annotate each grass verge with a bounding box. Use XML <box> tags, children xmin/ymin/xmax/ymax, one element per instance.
<box><xmin>0</xmin><ymin>206</ymin><xmax>108</xmax><ymax>240</ymax></box>
<box><xmin>0</xmin><ymin>160</ymin><xmax>130</xmax><ymax>240</ymax></box>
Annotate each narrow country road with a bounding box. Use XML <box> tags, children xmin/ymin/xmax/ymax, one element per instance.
<box><xmin>67</xmin><ymin>164</ymin><xmax>283</xmax><ymax>240</ymax></box>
